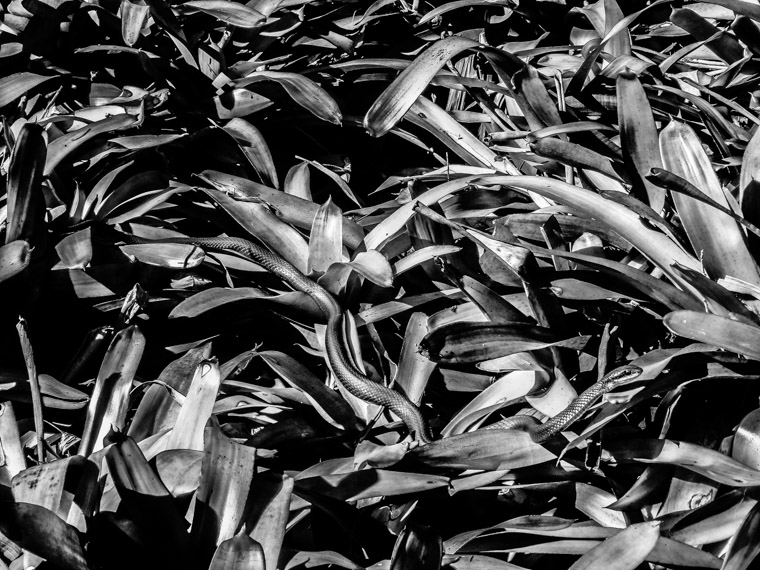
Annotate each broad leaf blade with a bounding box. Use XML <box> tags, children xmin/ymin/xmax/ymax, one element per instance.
<box><xmin>6</xmin><ymin>124</ymin><xmax>46</xmax><ymax>247</ymax></box>
<box><xmin>660</xmin><ymin>121</ymin><xmax>760</xmax><ymax>285</ymax></box>
<box><xmin>664</xmin><ymin>311</ymin><xmax>760</xmax><ymax>360</ymax></box>
<box><xmin>616</xmin><ymin>70</ymin><xmax>665</xmax><ymax>212</ymax></box>
<box><xmin>79</xmin><ymin>326</ymin><xmax>145</xmax><ymax>456</ymax></box>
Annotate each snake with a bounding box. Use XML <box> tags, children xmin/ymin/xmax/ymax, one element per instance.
<box><xmin>121</xmin><ymin>233</ymin><xmax>434</xmax><ymax>443</ymax></box>
<box><xmin>486</xmin><ymin>364</ymin><xmax>643</xmax><ymax>442</ymax></box>
<box><xmin>121</xmin><ymin>232</ymin><xmax>643</xmax><ymax>446</ymax></box>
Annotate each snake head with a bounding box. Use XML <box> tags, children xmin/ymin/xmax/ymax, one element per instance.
<box><xmin>605</xmin><ymin>364</ymin><xmax>644</xmax><ymax>389</ymax></box>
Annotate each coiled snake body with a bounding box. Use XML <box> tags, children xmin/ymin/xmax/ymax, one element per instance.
<box><xmin>123</xmin><ymin>233</ymin><xmax>642</xmax><ymax>445</ymax></box>
<box><xmin>123</xmin><ymin>234</ymin><xmax>433</xmax><ymax>443</ymax></box>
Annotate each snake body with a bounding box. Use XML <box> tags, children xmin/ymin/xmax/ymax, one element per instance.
<box><xmin>123</xmin><ymin>233</ymin><xmax>642</xmax><ymax>446</ymax></box>
<box><xmin>487</xmin><ymin>364</ymin><xmax>643</xmax><ymax>442</ymax></box>
<box><xmin>124</xmin><ymin>234</ymin><xmax>433</xmax><ymax>443</ymax></box>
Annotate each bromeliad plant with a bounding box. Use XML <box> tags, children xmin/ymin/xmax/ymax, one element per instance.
<box><xmin>5</xmin><ymin>0</ymin><xmax>760</xmax><ymax>569</ymax></box>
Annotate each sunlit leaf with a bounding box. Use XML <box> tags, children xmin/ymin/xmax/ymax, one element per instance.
<box><xmin>6</xmin><ymin>123</ymin><xmax>46</xmax><ymax>247</ymax></box>
<box><xmin>0</xmin><ymin>241</ymin><xmax>31</xmax><ymax>283</ymax></box>
<box><xmin>664</xmin><ymin>311</ymin><xmax>760</xmax><ymax>361</ymax></box>
<box><xmin>79</xmin><ymin>326</ymin><xmax>145</xmax><ymax>456</ymax></box>
<box><xmin>660</xmin><ymin>121</ymin><xmax>760</xmax><ymax>285</ymax></box>
<box><xmin>210</xmin><ymin>533</ymin><xmax>266</xmax><ymax>570</ymax></box>
<box><xmin>180</xmin><ymin>0</ymin><xmax>265</xmax><ymax>27</ymax></box>
<box><xmin>191</xmin><ymin>426</ymin><xmax>257</xmax><ymax>563</ymax></box>
<box><xmin>616</xmin><ymin>70</ymin><xmax>665</xmax><ymax>212</ymax></box>
<box><xmin>0</xmin><ymin>73</ymin><xmax>58</xmax><ymax>107</ymax></box>
<box><xmin>567</xmin><ymin>521</ymin><xmax>659</xmax><ymax>570</ymax></box>
<box><xmin>121</xmin><ymin>0</ymin><xmax>150</xmax><ymax>46</ymax></box>
<box><xmin>607</xmin><ymin>439</ymin><xmax>760</xmax><ymax>486</ymax></box>
<box><xmin>166</xmin><ymin>359</ymin><xmax>221</xmax><ymax>451</ymax></box>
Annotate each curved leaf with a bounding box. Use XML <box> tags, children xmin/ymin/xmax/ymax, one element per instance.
<box><xmin>421</xmin><ymin>321</ymin><xmax>591</xmax><ymax>364</ymax></box>
<box><xmin>660</xmin><ymin>121</ymin><xmax>760</xmax><ymax>285</ymax></box>
<box><xmin>616</xmin><ymin>70</ymin><xmax>665</xmax><ymax>212</ymax></box>
<box><xmin>664</xmin><ymin>311</ymin><xmax>760</xmax><ymax>360</ymax></box>
<box><xmin>224</xmin><ymin>118</ymin><xmax>278</xmax><ymax>188</ymax></box>
<box><xmin>121</xmin><ymin>0</ymin><xmax>150</xmax><ymax>46</ymax></box>
<box><xmin>365</xmin><ymin>36</ymin><xmax>521</xmax><ymax>138</ymax></box>
<box><xmin>6</xmin><ymin>123</ymin><xmax>46</xmax><ymax>247</ymax></box>
<box><xmin>0</xmin><ymin>502</ymin><xmax>88</xmax><ymax>570</ymax></box>
<box><xmin>79</xmin><ymin>326</ymin><xmax>145</xmax><ymax>456</ymax></box>
<box><xmin>46</xmin><ymin>113</ymin><xmax>139</xmax><ymax>176</ymax></box>
<box><xmin>237</xmin><ymin>71</ymin><xmax>341</xmax><ymax>124</ymax></box>
<box><xmin>568</xmin><ymin>521</ymin><xmax>659</xmax><ymax>570</ymax></box>
<box><xmin>210</xmin><ymin>533</ymin><xmax>266</xmax><ymax>570</ymax></box>
<box><xmin>0</xmin><ymin>240</ymin><xmax>31</xmax><ymax>283</ymax></box>
<box><xmin>181</xmin><ymin>0</ymin><xmax>264</xmax><ymax>27</ymax></box>
<box><xmin>0</xmin><ymin>73</ymin><xmax>58</xmax><ymax>107</ymax></box>
<box><xmin>608</xmin><ymin>439</ymin><xmax>760</xmax><ymax>487</ymax></box>
<box><xmin>308</xmin><ymin>197</ymin><xmax>343</xmax><ymax>275</ymax></box>
<box><xmin>723</xmin><ymin>501</ymin><xmax>760</xmax><ymax>570</ymax></box>
<box><xmin>166</xmin><ymin>360</ymin><xmax>222</xmax><ymax>452</ymax></box>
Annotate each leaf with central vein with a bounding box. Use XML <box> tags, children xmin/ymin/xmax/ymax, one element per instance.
<box><xmin>421</xmin><ymin>321</ymin><xmax>592</xmax><ymax>364</ymax></box>
<box><xmin>660</xmin><ymin>121</ymin><xmax>760</xmax><ymax>286</ymax></box>
<box><xmin>664</xmin><ymin>311</ymin><xmax>760</xmax><ymax>360</ymax></box>
<box><xmin>470</xmin><ymin>175</ymin><xmax>705</xmax><ymax>303</ymax></box>
<box><xmin>616</xmin><ymin>70</ymin><xmax>665</xmax><ymax>212</ymax></box>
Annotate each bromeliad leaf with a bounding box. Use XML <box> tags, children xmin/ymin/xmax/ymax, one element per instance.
<box><xmin>607</xmin><ymin>439</ymin><xmax>760</xmax><ymax>486</ymax></box>
<box><xmin>79</xmin><ymin>326</ymin><xmax>145</xmax><ymax>456</ymax></box>
<box><xmin>420</xmin><ymin>321</ymin><xmax>590</xmax><ymax>365</ymax></box>
<box><xmin>0</xmin><ymin>73</ymin><xmax>58</xmax><ymax>108</ymax></box>
<box><xmin>180</xmin><ymin>0</ymin><xmax>265</xmax><ymax>28</ymax></box>
<box><xmin>616</xmin><ymin>70</ymin><xmax>665</xmax><ymax>212</ymax></box>
<box><xmin>236</xmin><ymin>71</ymin><xmax>342</xmax><ymax>125</ymax></box>
<box><xmin>121</xmin><ymin>0</ymin><xmax>150</xmax><ymax>46</ymax></box>
<box><xmin>567</xmin><ymin>521</ymin><xmax>659</xmax><ymax>570</ymax></box>
<box><xmin>664</xmin><ymin>311</ymin><xmax>760</xmax><ymax>360</ymax></box>
<box><xmin>165</xmin><ymin>360</ymin><xmax>222</xmax><ymax>452</ymax></box>
<box><xmin>660</xmin><ymin>121</ymin><xmax>760</xmax><ymax>286</ymax></box>
<box><xmin>0</xmin><ymin>240</ymin><xmax>31</xmax><ymax>283</ymax></box>
<box><xmin>6</xmin><ymin>123</ymin><xmax>46</xmax><ymax>247</ymax></box>
<box><xmin>46</xmin><ymin>113</ymin><xmax>140</xmax><ymax>176</ymax></box>
<box><xmin>308</xmin><ymin>197</ymin><xmax>343</xmax><ymax>276</ymax></box>
<box><xmin>209</xmin><ymin>533</ymin><xmax>266</xmax><ymax>570</ymax></box>
<box><xmin>224</xmin><ymin>118</ymin><xmax>279</xmax><ymax>188</ymax></box>
<box><xmin>191</xmin><ymin>426</ymin><xmax>257</xmax><ymax>563</ymax></box>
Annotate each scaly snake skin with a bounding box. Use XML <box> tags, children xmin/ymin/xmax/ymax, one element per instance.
<box><xmin>123</xmin><ymin>234</ymin><xmax>434</xmax><ymax>443</ymax></box>
<box><xmin>487</xmin><ymin>364</ymin><xmax>643</xmax><ymax>442</ymax></box>
<box><xmin>124</xmin><ymin>233</ymin><xmax>642</xmax><ymax>446</ymax></box>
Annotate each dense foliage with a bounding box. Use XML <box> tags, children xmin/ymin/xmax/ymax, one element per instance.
<box><xmin>3</xmin><ymin>0</ymin><xmax>760</xmax><ymax>568</ymax></box>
